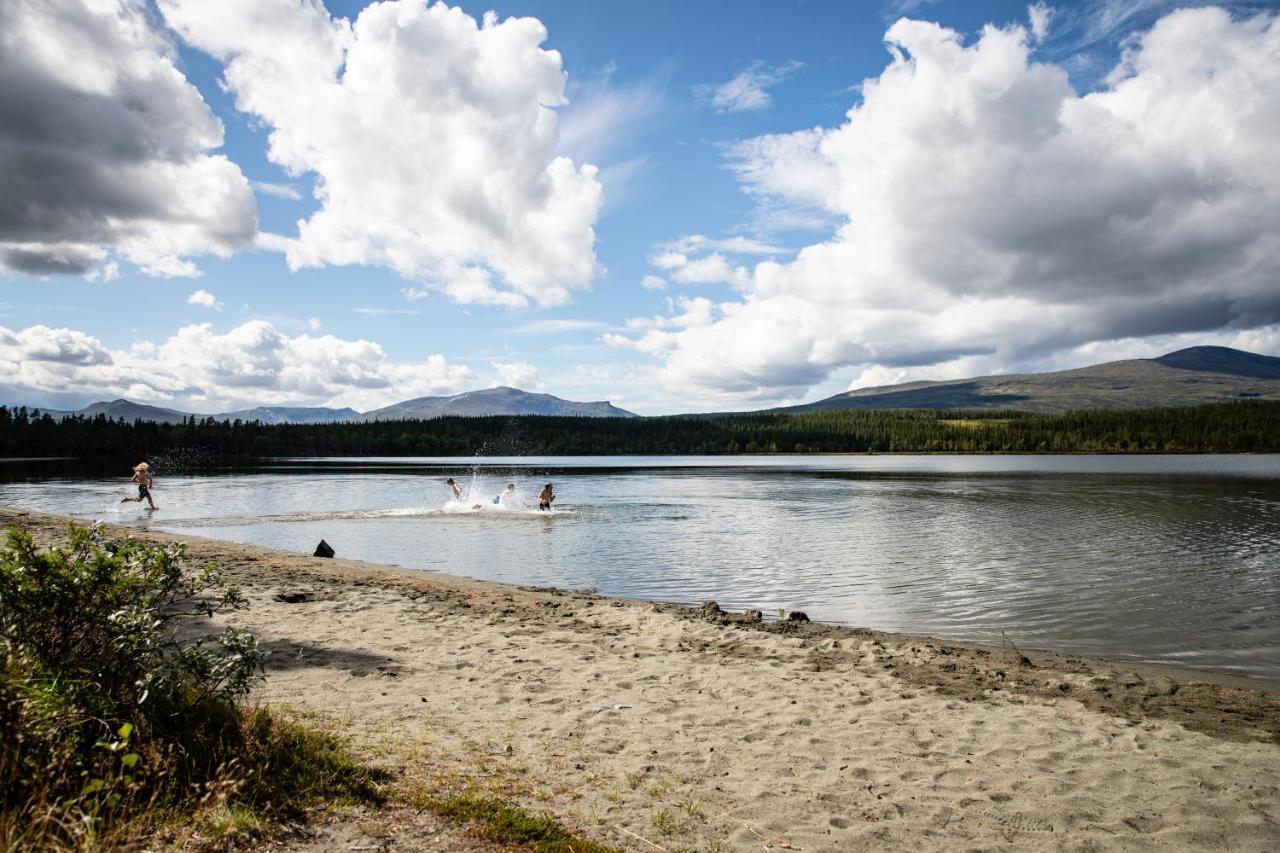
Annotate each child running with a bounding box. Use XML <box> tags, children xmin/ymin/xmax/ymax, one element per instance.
<box><xmin>120</xmin><ymin>462</ymin><xmax>157</xmax><ymax>510</ymax></box>
<box><xmin>538</xmin><ymin>482</ymin><xmax>555</xmax><ymax>511</ymax></box>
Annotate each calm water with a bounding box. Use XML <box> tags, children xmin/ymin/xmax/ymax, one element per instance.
<box><xmin>3</xmin><ymin>455</ymin><xmax>1278</xmax><ymax>679</ymax></box>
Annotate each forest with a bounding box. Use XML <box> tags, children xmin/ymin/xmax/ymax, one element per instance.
<box><xmin>0</xmin><ymin>401</ymin><xmax>1276</xmax><ymax>464</ymax></box>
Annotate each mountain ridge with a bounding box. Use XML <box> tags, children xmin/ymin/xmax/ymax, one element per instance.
<box><xmin>774</xmin><ymin>346</ymin><xmax>1280</xmax><ymax>414</ymax></box>
<box><xmin>22</xmin><ymin>388</ymin><xmax>636</xmax><ymax>424</ymax></box>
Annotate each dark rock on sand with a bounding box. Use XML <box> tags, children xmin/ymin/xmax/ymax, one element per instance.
<box><xmin>314</xmin><ymin>539</ymin><xmax>335</xmax><ymax>558</ymax></box>
<box><xmin>787</xmin><ymin>611</ymin><xmax>811</xmax><ymax>622</ymax></box>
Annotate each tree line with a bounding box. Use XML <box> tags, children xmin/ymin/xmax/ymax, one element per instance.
<box><xmin>1</xmin><ymin>401</ymin><xmax>1276</xmax><ymax>464</ymax></box>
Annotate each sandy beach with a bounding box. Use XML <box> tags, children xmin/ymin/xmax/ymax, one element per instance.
<box><xmin>4</xmin><ymin>506</ymin><xmax>1279</xmax><ymax>852</ymax></box>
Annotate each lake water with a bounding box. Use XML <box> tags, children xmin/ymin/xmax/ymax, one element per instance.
<box><xmin>2</xmin><ymin>454</ymin><xmax>1278</xmax><ymax>679</ymax></box>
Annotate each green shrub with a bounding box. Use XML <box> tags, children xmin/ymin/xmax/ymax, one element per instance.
<box><xmin>0</xmin><ymin>524</ymin><xmax>378</xmax><ymax>850</ymax></box>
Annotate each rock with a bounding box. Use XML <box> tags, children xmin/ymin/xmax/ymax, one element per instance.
<box><xmin>787</xmin><ymin>611</ymin><xmax>811</xmax><ymax>622</ymax></box>
<box><xmin>313</xmin><ymin>539</ymin><xmax>335</xmax><ymax>558</ymax></box>
<box><xmin>742</xmin><ymin>609</ymin><xmax>763</xmax><ymax>623</ymax></box>
<box><xmin>273</xmin><ymin>591</ymin><xmax>311</xmax><ymax>603</ymax></box>
<box><xmin>699</xmin><ymin>600</ymin><xmax>723</xmax><ymax>614</ymax></box>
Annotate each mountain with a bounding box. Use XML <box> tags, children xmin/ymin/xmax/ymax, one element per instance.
<box><xmin>28</xmin><ymin>388</ymin><xmax>636</xmax><ymax>424</ymax></box>
<box><xmin>362</xmin><ymin>387</ymin><xmax>638</xmax><ymax>420</ymax></box>
<box><xmin>216</xmin><ymin>406</ymin><xmax>359</xmax><ymax>424</ymax></box>
<box><xmin>73</xmin><ymin>399</ymin><xmax>192</xmax><ymax>424</ymax></box>
<box><xmin>777</xmin><ymin>347</ymin><xmax>1280</xmax><ymax>414</ymax></box>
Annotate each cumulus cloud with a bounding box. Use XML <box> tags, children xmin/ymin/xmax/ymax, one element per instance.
<box><xmin>641</xmin><ymin>275</ymin><xmax>667</xmax><ymax>291</ymax></box>
<box><xmin>702</xmin><ymin>60</ymin><xmax>804</xmax><ymax>113</ymax></box>
<box><xmin>187</xmin><ymin>289</ymin><xmax>222</xmax><ymax>310</ymax></box>
<box><xmin>618</xmin><ymin>7</ymin><xmax>1280</xmax><ymax>405</ymax></box>
<box><xmin>158</xmin><ymin>0</ymin><xmax>602</xmax><ymax>308</ymax></box>
<box><xmin>0</xmin><ymin>0</ymin><xmax>255</xmax><ymax>278</ymax></box>
<box><xmin>0</xmin><ymin>320</ymin><xmax>474</xmax><ymax>411</ymax></box>
<box><xmin>491</xmin><ymin>360</ymin><xmax>542</xmax><ymax>390</ymax></box>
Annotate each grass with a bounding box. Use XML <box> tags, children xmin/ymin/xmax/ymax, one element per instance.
<box><xmin>0</xmin><ymin>702</ymin><xmax>385</xmax><ymax>851</ymax></box>
<box><xmin>411</xmin><ymin>791</ymin><xmax>616</xmax><ymax>852</ymax></box>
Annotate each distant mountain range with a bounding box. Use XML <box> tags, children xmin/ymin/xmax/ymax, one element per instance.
<box><xmin>360</xmin><ymin>386</ymin><xmax>637</xmax><ymax>420</ymax></box>
<box><xmin>12</xmin><ymin>347</ymin><xmax>1279</xmax><ymax>423</ymax></box>
<box><xmin>23</xmin><ymin>387</ymin><xmax>636</xmax><ymax>424</ymax></box>
<box><xmin>774</xmin><ymin>346</ymin><xmax>1280</xmax><ymax>414</ymax></box>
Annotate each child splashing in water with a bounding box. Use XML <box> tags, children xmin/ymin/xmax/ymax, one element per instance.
<box><xmin>120</xmin><ymin>462</ymin><xmax>157</xmax><ymax>510</ymax></box>
<box><xmin>474</xmin><ymin>483</ymin><xmax>515</xmax><ymax>511</ymax></box>
<box><xmin>538</xmin><ymin>482</ymin><xmax>554</xmax><ymax>511</ymax></box>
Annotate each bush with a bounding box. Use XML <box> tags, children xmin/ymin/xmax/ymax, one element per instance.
<box><xmin>0</xmin><ymin>524</ymin><xmax>378</xmax><ymax>850</ymax></box>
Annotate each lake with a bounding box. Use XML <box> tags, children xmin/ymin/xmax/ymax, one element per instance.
<box><xmin>2</xmin><ymin>454</ymin><xmax>1278</xmax><ymax>679</ymax></box>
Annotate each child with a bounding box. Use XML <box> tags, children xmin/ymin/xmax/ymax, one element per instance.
<box><xmin>446</xmin><ymin>477</ymin><xmax>462</xmax><ymax>500</ymax></box>
<box><xmin>474</xmin><ymin>483</ymin><xmax>516</xmax><ymax>511</ymax></box>
<box><xmin>538</xmin><ymin>482</ymin><xmax>554</xmax><ymax>511</ymax></box>
<box><xmin>120</xmin><ymin>462</ymin><xmax>157</xmax><ymax>510</ymax></box>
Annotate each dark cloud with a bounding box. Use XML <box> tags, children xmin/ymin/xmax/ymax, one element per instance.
<box><xmin>0</xmin><ymin>246</ymin><xmax>99</xmax><ymax>276</ymax></box>
<box><xmin>0</xmin><ymin>0</ymin><xmax>255</xmax><ymax>277</ymax></box>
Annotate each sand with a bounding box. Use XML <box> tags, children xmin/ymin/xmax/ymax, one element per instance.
<box><xmin>4</xmin><ymin>507</ymin><xmax>1280</xmax><ymax>852</ymax></box>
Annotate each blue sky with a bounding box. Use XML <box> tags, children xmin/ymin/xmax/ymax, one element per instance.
<box><xmin>2</xmin><ymin>0</ymin><xmax>1279</xmax><ymax>414</ymax></box>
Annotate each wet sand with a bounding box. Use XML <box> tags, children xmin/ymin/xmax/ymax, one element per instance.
<box><xmin>4</xmin><ymin>507</ymin><xmax>1279</xmax><ymax>851</ymax></box>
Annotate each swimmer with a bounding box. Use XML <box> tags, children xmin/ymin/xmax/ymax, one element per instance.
<box><xmin>474</xmin><ymin>483</ymin><xmax>516</xmax><ymax>511</ymax></box>
<box><xmin>446</xmin><ymin>477</ymin><xmax>462</xmax><ymax>500</ymax></box>
<box><xmin>120</xmin><ymin>462</ymin><xmax>157</xmax><ymax>510</ymax></box>
<box><xmin>538</xmin><ymin>482</ymin><xmax>554</xmax><ymax>511</ymax></box>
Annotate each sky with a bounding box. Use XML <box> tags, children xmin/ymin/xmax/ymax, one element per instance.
<box><xmin>2</xmin><ymin>0</ymin><xmax>1279</xmax><ymax>415</ymax></box>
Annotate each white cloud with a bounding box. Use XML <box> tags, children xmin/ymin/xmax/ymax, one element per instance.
<box><xmin>506</xmin><ymin>319</ymin><xmax>608</xmax><ymax>335</ymax></box>
<box><xmin>250</xmin><ymin>180</ymin><xmax>302</xmax><ymax>200</ymax></box>
<box><xmin>352</xmin><ymin>307</ymin><xmax>422</xmax><ymax>317</ymax></box>
<box><xmin>617</xmin><ymin>8</ymin><xmax>1280</xmax><ymax>405</ymax></box>
<box><xmin>159</xmin><ymin>0</ymin><xmax>602</xmax><ymax>308</ymax></box>
<box><xmin>1028</xmin><ymin>3</ymin><xmax>1055</xmax><ymax>42</ymax></box>
<box><xmin>187</xmin><ymin>289</ymin><xmax>222</xmax><ymax>310</ymax></box>
<box><xmin>668</xmin><ymin>253</ymin><xmax>751</xmax><ymax>289</ymax></box>
<box><xmin>659</xmin><ymin>234</ymin><xmax>791</xmax><ymax>256</ymax></box>
<box><xmin>0</xmin><ymin>320</ymin><xmax>475</xmax><ymax>412</ymax></box>
<box><xmin>641</xmin><ymin>275</ymin><xmax>667</xmax><ymax>291</ymax></box>
<box><xmin>0</xmin><ymin>0</ymin><xmax>256</xmax><ymax>278</ymax></box>
<box><xmin>624</xmin><ymin>296</ymin><xmax>717</xmax><ymax>330</ymax></box>
<box><xmin>491</xmin><ymin>360</ymin><xmax>542</xmax><ymax>390</ymax></box>
<box><xmin>703</xmin><ymin>60</ymin><xmax>803</xmax><ymax>113</ymax></box>
<box><xmin>559</xmin><ymin>64</ymin><xmax>664</xmax><ymax>164</ymax></box>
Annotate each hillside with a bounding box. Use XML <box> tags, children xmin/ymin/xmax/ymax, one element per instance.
<box><xmin>74</xmin><ymin>399</ymin><xmax>191</xmax><ymax>424</ymax></box>
<box><xmin>361</xmin><ymin>387</ymin><xmax>637</xmax><ymax>420</ymax></box>
<box><xmin>778</xmin><ymin>347</ymin><xmax>1280</xmax><ymax>414</ymax></box>
<box><xmin>217</xmin><ymin>406</ymin><xmax>358</xmax><ymax>424</ymax></box>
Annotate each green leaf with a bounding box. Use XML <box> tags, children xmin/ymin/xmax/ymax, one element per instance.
<box><xmin>81</xmin><ymin>779</ymin><xmax>105</xmax><ymax>796</ymax></box>
<box><xmin>117</xmin><ymin>722</ymin><xmax>133</xmax><ymax>740</ymax></box>
<box><xmin>121</xmin><ymin>752</ymin><xmax>140</xmax><ymax>768</ymax></box>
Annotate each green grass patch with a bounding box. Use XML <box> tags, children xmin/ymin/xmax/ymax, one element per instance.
<box><xmin>418</xmin><ymin>792</ymin><xmax>616</xmax><ymax>852</ymax></box>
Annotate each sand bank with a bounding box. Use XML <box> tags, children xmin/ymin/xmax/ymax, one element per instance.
<box><xmin>4</xmin><ymin>507</ymin><xmax>1279</xmax><ymax>851</ymax></box>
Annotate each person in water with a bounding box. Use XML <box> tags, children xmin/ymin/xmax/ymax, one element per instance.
<box><xmin>446</xmin><ymin>477</ymin><xmax>462</xmax><ymax>500</ymax></box>
<box><xmin>120</xmin><ymin>462</ymin><xmax>157</xmax><ymax>510</ymax></box>
<box><xmin>538</xmin><ymin>482</ymin><xmax>554</xmax><ymax>511</ymax></box>
<box><xmin>473</xmin><ymin>483</ymin><xmax>516</xmax><ymax>510</ymax></box>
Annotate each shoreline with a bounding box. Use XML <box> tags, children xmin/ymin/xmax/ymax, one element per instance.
<box><xmin>4</xmin><ymin>506</ymin><xmax>1280</xmax><ymax>850</ymax></box>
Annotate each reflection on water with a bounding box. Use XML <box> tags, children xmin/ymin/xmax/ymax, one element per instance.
<box><xmin>2</xmin><ymin>455</ymin><xmax>1278</xmax><ymax>679</ymax></box>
